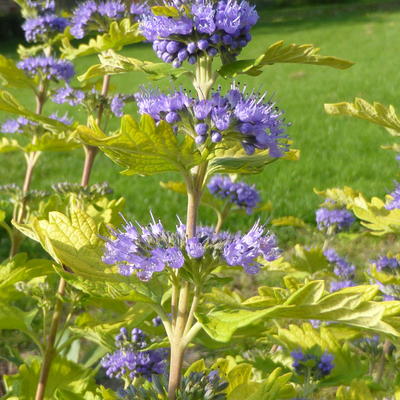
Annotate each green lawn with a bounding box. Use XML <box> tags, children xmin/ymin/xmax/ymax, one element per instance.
<box><xmin>1</xmin><ymin>2</ymin><xmax>400</xmax><ymax>234</ymax></box>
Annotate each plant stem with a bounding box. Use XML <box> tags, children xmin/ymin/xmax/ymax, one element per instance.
<box><xmin>215</xmin><ymin>202</ymin><xmax>232</xmax><ymax>234</ymax></box>
<box><xmin>80</xmin><ymin>145</ymin><xmax>98</xmax><ymax>187</ymax></box>
<box><xmin>34</xmin><ymin>278</ymin><xmax>66</xmax><ymax>400</ymax></box>
<box><xmin>375</xmin><ymin>339</ymin><xmax>392</xmax><ymax>383</ymax></box>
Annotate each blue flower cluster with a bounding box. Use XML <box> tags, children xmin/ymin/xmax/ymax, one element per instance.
<box><xmin>371</xmin><ymin>255</ymin><xmax>400</xmax><ymax>300</ymax></box>
<box><xmin>52</xmin><ymin>85</ymin><xmax>133</xmax><ymax>117</ymax></box>
<box><xmin>102</xmin><ymin>215</ymin><xmax>280</xmax><ymax>280</ymax></box>
<box><xmin>17</xmin><ymin>56</ymin><xmax>75</xmax><ymax>82</ymax></box>
<box><xmin>207</xmin><ymin>175</ymin><xmax>260</xmax><ymax>214</ymax></box>
<box><xmin>70</xmin><ymin>0</ymin><xmax>148</xmax><ymax>39</ymax></box>
<box><xmin>140</xmin><ymin>0</ymin><xmax>258</xmax><ymax>67</ymax></box>
<box><xmin>22</xmin><ymin>0</ymin><xmax>69</xmax><ymax>43</ymax></box>
<box><xmin>135</xmin><ymin>84</ymin><xmax>289</xmax><ymax>156</ymax></box>
<box><xmin>291</xmin><ymin>350</ymin><xmax>334</xmax><ymax>380</ymax></box>
<box><xmin>324</xmin><ymin>248</ymin><xmax>356</xmax><ymax>293</ymax></box>
<box><xmin>315</xmin><ymin>206</ymin><xmax>354</xmax><ymax>232</ymax></box>
<box><xmin>101</xmin><ymin>327</ymin><xmax>167</xmax><ymax>382</ymax></box>
<box><xmin>385</xmin><ymin>183</ymin><xmax>400</xmax><ymax>210</ymax></box>
<box><xmin>1</xmin><ymin>112</ymin><xmax>72</xmax><ymax>134</ymax></box>
<box><xmin>23</xmin><ymin>15</ymin><xmax>69</xmax><ymax>43</ymax></box>
<box><xmin>1</xmin><ymin>117</ymin><xmax>37</xmax><ymax>134</ymax></box>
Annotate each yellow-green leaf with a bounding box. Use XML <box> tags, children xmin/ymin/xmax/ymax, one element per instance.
<box><xmin>78</xmin><ymin>50</ymin><xmax>190</xmax><ymax>82</ymax></box>
<box><xmin>151</xmin><ymin>5</ymin><xmax>180</xmax><ymax>16</ymax></box>
<box><xmin>61</xmin><ymin>19</ymin><xmax>144</xmax><ymax>60</ymax></box>
<box><xmin>0</xmin><ymin>55</ymin><xmax>36</xmax><ymax>89</ymax></box>
<box><xmin>78</xmin><ymin>114</ymin><xmax>202</xmax><ymax>175</ymax></box>
<box><xmin>271</xmin><ymin>216</ymin><xmax>306</xmax><ymax>228</ymax></box>
<box><xmin>219</xmin><ymin>40</ymin><xmax>354</xmax><ymax>78</ymax></box>
<box><xmin>325</xmin><ymin>98</ymin><xmax>400</xmax><ymax>134</ymax></box>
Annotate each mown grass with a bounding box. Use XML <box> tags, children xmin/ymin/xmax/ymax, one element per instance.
<box><xmin>1</xmin><ymin>1</ymin><xmax>400</xmax><ymax>237</ymax></box>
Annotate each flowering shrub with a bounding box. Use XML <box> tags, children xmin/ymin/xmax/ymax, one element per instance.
<box><xmin>1</xmin><ymin>0</ymin><xmax>400</xmax><ymax>400</ymax></box>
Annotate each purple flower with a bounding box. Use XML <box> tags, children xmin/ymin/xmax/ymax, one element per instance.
<box><xmin>330</xmin><ymin>280</ymin><xmax>355</xmax><ymax>292</ymax></box>
<box><xmin>52</xmin><ymin>85</ymin><xmax>85</xmax><ymax>106</ymax></box>
<box><xmin>372</xmin><ymin>256</ymin><xmax>400</xmax><ymax>272</ymax></box>
<box><xmin>138</xmin><ymin>0</ymin><xmax>258</xmax><ymax>66</ymax></box>
<box><xmin>110</xmin><ymin>94</ymin><xmax>127</xmax><ymax>117</ymax></box>
<box><xmin>208</xmin><ymin>175</ymin><xmax>260</xmax><ymax>214</ymax></box>
<box><xmin>385</xmin><ymin>183</ymin><xmax>400</xmax><ymax>210</ymax></box>
<box><xmin>101</xmin><ymin>328</ymin><xmax>167</xmax><ymax>382</ymax></box>
<box><xmin>324</xmin><ymin>248</ymin><xmax>356</xmax><ymax>279</ymax></box>
<box><xmin>23</xmin><ymin>15</ymin><xmax>69</xmax><ymax>43</ymax></box>
<box><xmin>49</xmin><ymin>112</ymin><xmax>73</xmax><ymax>125</ymax></box>
<box><xmin>27</xmin><ymin>0</ymin><xmax>55</xmax><ymax>13</ymax></box>
<box><xmin>103</xmin><ymin>214</ymin><xmax>280</xmax><ymax>280</ymax></box>
<box><xmin>17</xmin><ymin>56</ymin><xmax>75</xmax><ymax>82</ymax></box>
<box><xmin>186</xmin><ymin>237</ymin><xmax>205</xmax><ymax>258</ymax></box>
<box><xmin>316</xmin><ymin>207</ymin><xmax>355</xmax><ymax>232</ymax></box>
<box><xmin>1</xmin><ymin>117</ymin><xmax>37</xmax><ymax>133</ymax></box>
<box><xmin>291</xmin><ymin>350</ymin><xmax>334</xmax><ymax>380</ymax></box>
<box><xmin>223</xmin><ymin>221</ymin><xmax>280</xmax><ymax>273</ymax></box>
<box><xmin>70</xmin><ymin>0</ymin><xmax>129</xmax><ymax>39</ymax></box>
<box><xmin>135</xmin><ymin>84</ymin><xmax>289</xmax><ymax>156</ymax></box>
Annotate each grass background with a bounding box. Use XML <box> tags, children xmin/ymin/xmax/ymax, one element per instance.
<box><xmin>1</xmin><ymin>1</ymin><xmax>400</xmax><ymax>235</ymax></box>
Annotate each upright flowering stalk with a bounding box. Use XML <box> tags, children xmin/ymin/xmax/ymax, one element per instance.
<box><xmin>130</xmin><ymin>1</ymin><xmax>288</xmax><ymax>398</ymax></box>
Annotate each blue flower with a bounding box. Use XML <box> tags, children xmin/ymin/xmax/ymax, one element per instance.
<box><xmin>135</xmin><ymin>84</ymin><xmax>289</xmax><ymax>157</ymax></box>
<box><xmin>385</xmin><ymin>183</ymin><xmax>400</xmax><ymax>210</ymax></box>
<box><xmin>22</xmin><ymin>15</ymin><xmax>69</xmax><ymax>43</ymax></box>
<box><xmin>101</xmin><ymin>328</ymin><xmax>167</xmax><ymax>382</ymax></box>
<box><xmin>208</xmin><ymin>175</ymin><xmax>260</xmax><ymax>214</ymax></box>
<box><xmin>316</xmin><ymin>206</ymin><xmax>354</xmax><ymax>232</ymax></box>
<box><xmin>52</xmin><ymin>85</ymin><xmax>85</xmax><ymax>106</ymax></box>
<box><xmin>291</xmin><ymin>350</ymin><xmax>334</xmax><ymax>380</ymax></box>
<box><xmin>1</xmin><ymin>117</ymin><xmax>37</xmax><ymax>134</ymax></box>
<box><xmin>17</xmin><ymin>56</ymin><xmax>75</xmax><ymax>82</ymax></box>
<box><xmin>139</xmin><ymin>0</ymin><xmax>258</xmax><ymax>67</ymax></box>
<box><xmin>102</xmin><ymin>215</ymin><xmax>280</xmax><ymax>280</ymax></box>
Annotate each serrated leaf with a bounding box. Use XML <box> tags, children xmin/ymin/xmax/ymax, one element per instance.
<box><xmin>290</xmin><ymin>245</ymin><xmax>329</xmax><ymax>274</ymax></box>
<box><xmin>3</xmin><ymin>356</ymin><xmax>96</xmax><ymax>399</ymax></box>
<box><xmin>61</xmin><ymin>19</ymin><xmax>144</xmax><ymax>60</ymax></box>
<box><xmin>336</xmin><ymin>380</ymin><xmax>375</xmax><ymax>400</ymax></box>
<box><xmin>271</xmin><ymin>216</ymin><xmax>306</xmax><ymax>228</ymax></box>
<box><xmin>0</xmin><ymin>90</ymin><xmax>72</xmax><ymax>133</ymax></box>
<box><xmin>314</xmin><ymin>186</ymin><xmax>361</xmax><ymax>208</ymax></box>
<box><xmin>0</xmin><ymin>254</ymin><xmax>54</xmax><ymax>290</ymax></box>
<box><xmin>325</xmin><ymin>98</ymin><xmax>400</xmax><ymax>134</ymax></box>
<box><xmin>14</xmin><ymin>209</ymin><xmax>166</xmax><ymax>304</ymax></box>
<box><xmin>219</xmin><ymin>40</ymin><xmax>354</xmax><ymax>78</ymax></box>
<box><xmin>0</xmin><ymin>137</ymin><xmax>22</xmax><ymax>153</ymax></box>
<box><xmin>207</xmin><ymin>145</ymin><xmax>275</xmax><ymax>175</ymax></box>
<box><xmin>228</xmin><ymin>368</ymin><xmax>295</xmax><ymax>400</ymax></box>
<box><xmin>0</xmin><ymin>55</ymin><xmax>36</xmax><ymax>89</ymax></box>
<box><xmin>196</xmin><ymin>283</ymin><xmax>400</xmax><ymax>342</ymax></box>
<box><xmin>78</xmin><ymin>114</ymin><xmax>202</xmax><ymax>175</ymax></box>
<box><xmin>79</xmin><ymin>51</ymin><xmax>189</xmax><ymax>81</ymax></box>
<box><xmin>352</xmin><ymin>194</ymin><xmax>400</xmax><ymax>235</ymax></box>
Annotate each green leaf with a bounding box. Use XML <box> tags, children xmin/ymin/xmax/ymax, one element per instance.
<box><xmin>351</xmin><ymin>194</ymin><xmax>400</xmax><ymax>235</ymax></box>
<box><xmin>151</xmin><ymin>5</ymin><xmax>180</xmax><ymax>16</ymax></box>
<box><xmin>228</xmin><ymin>368</ymin><xmax>295</xmax><ymax>400</ymax></box>
<box><xmin>61</xmin><ymin>19</ymin><xmax>144</xmax><ymax>60</ymax></box>
<box><xmin>79</xmin><ymin>50</ymin><xmax>190</xmax><ymax>82</ymax></box>
<box><xmin>0</xmin><ymin>302</ymin><xmax>37</xmax><ymax>334</ymax></box>
<box><xmin>271</xmin><ymin>216</ymin><xmax>306</xmax><ymax>228</ymax></box>
<box><xmin>314</xmin><ymin>186</ymin><xmax>361</xmax><ymax>208</ymax></box>
<box><xmin>290</xmin><ymin>245</ymin><xmax>329</xmax><ymax>274</ymax></box>
<box><xmin>0</xmin><ymin>253</ymin><xmax>54</xmax><ymax>290</ymax></box>
<box><xmin>14</xmin><ymin>209</ymin><xmax>166</xmax><ymax>304</ymax></box>
<box><xmin>336</xmin><ymin>380</ymin><xmax>375</xmax><ymax>399</ymax></box>
<box><xmin>0</xmin><ymin>137</ymin><xmax>22</xmax><ymax>153</ymax></box>
<box><xmin>219</xmin><ymin>40</ymin><xmax>354</xmax><ymax>78</ymax></box>
<box><xmin>3</xmin><ymin>356</ymin><xmax>96</xmax><ymax>399</ymax></box>
<box><xmin>0</xmin><ymin>55</ymin><xmax>36</xmax><ymax>89</ymax></box>
<box><xmin>0</xmin><ymin>90</ymin><xmax>74</xmax><ymax>134</ymax></box>
<box><xmin>78</xmin><ymin>114</ymin><xmax>202</xmax><ymax>176</ymax></box>
<box><xmin>325</xmin><ymin>98</ymin><xmax>400</xmax><ymax>134</ymax></box>
<box><xmin>196</xmin><ymin>283</ymin><xmax>400</xmax><ymax>342</ymax></box>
